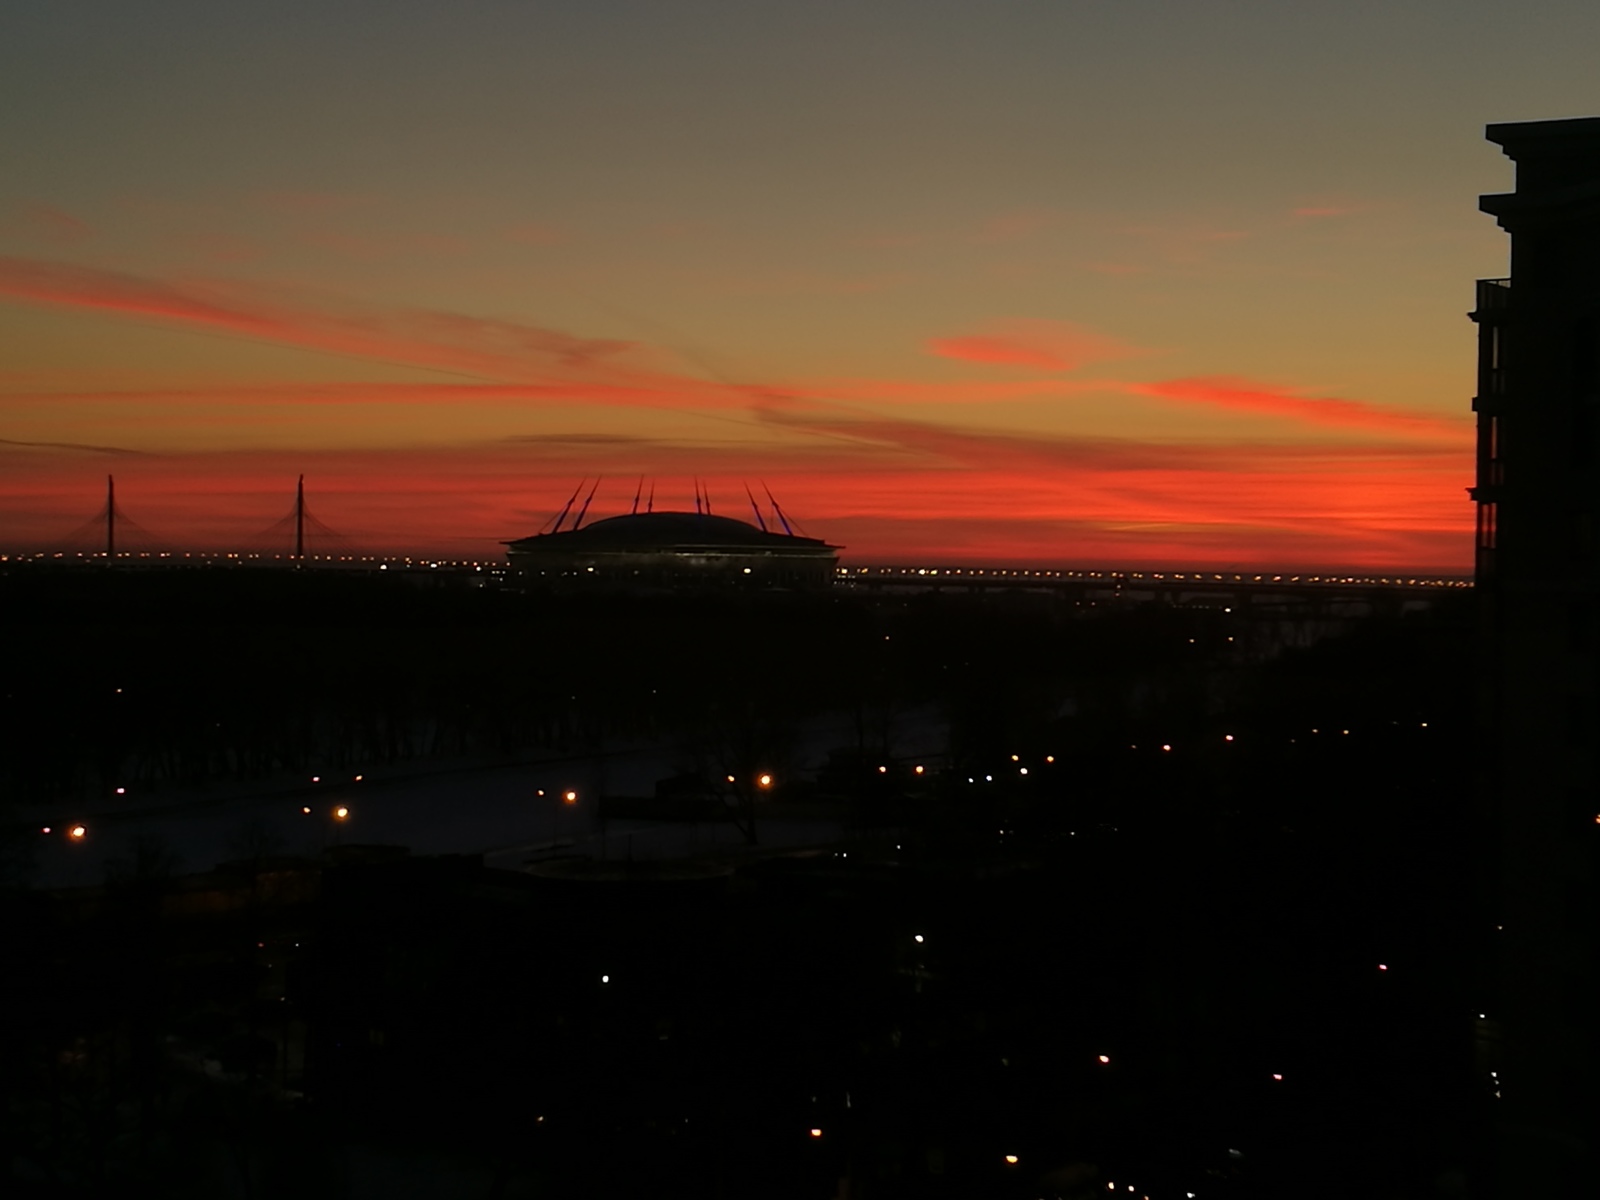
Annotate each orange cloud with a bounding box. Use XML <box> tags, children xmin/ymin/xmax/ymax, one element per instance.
<box><xmin>0</xmin><ymin>256</ymin><xmax>649</xmax><ymax>383</ymax></box>
<box><xmin>926</xmin><ymin>319</ymin><xmax>1148</xmax><ymax>372</ymax></box>
<box><xmin>5</xmin><ymin>379</ymin><xmax>775</xmax><ymax>413</ymax></box>
<box><xmin>1128</xmin><ymin>376</ymin><xmax>1469</xmax><ymax>441</ymax></box>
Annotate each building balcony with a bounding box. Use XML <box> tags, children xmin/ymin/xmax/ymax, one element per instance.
<box><xmin>1474</xmin><ymin>277</ymin><xmax>1512</xmax><ymax>316</ymax></box>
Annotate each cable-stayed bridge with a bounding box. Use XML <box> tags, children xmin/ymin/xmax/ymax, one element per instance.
<box><xmin>24</xmin><ymin>476</ymin><xmax>362</xmax><ymax>565</ymax></box>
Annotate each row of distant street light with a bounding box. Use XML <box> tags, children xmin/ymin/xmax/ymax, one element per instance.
<box><xmin>839</xmin><ymin>565</ymin><xmax>1471</xmax><ymax>589</ymax></box>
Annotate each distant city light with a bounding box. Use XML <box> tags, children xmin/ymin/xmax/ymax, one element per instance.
<box><xmin>1097</xmin><ymin>1054</ymin><xmax>1110</xmax><ymax>1064</ymax></box>
<box><xmin>354</xmin><ymin>774</ymin><xmax>363</xmax><ymax>782</ymax></box>
<box><xmin>114</xmin><ymin>786</ymin><xmax>125</xmax><ymax>795</ymax></box>
<box><xmin>334</xmin><ymin>806</ymin><xmax>349</xmax><ymax>819</ymax></box>
<box><xmin>914</xmin><ymin>934</ymin><xmax>924</xmax><ymax>944</ymax></box>
<box><xmin>1045</xmin><ymin>755</ymin><xmax>1054</xmax><ymax>763</ymax></box>
<box><xmin>726</xmin><ymin>774</ymin><xmax>736</xmax><ymax>783</ymax></box>
<box><xmin>1272</xmin><ymin>1073</ymin><xmax>1283</xmax><ymax>1081</ymax></box>
<box><xmin>564</xmin><ymin>790</ymin><xmax>577</xmax><ymax>804</ymax></box>
<box><xmin>758</xmin><ymin>773</ymin><xmax>773</xmax><ymax>788</ymax></box>
<box><xmin>809</xmin><ymin>1128</ymin><xmax>822</xmax><ymax>1138</ymax></box>
<box><xmin>1378</xmin><ymin>963</ymin><xmax>1388</xmax><ymax>971</ymax></box>
<box><xmin>1004</xmin><ymin>1154</ymin><xmax>1019</xmax><ymax>1164</ymax></box>
<box><xmin>1224</xmin><ymin>735</ymin><xmax>1234</xmax><ymax>742</ymax></box>
<box><xmin>312</xmin><ymin>776</ymin><xmax>320</xmax><ymax>783</ymax></box>
<box><xmin>301</xmin><ymin>806</ymin><xmax>311</xmax><ymax>814</ymax></box>
<box><xmin>1161</xmin><ymin>745</ymin><xmax>1172</xmax><ymax>752</ymax></box>
<box><xmin>41</xmin><ymin>826</ymin><xmax>51</xmax><ymax>834</ymax></box>
<box><xmin>1019</xmin><ymin>767</ymin><xmax>1028</xmax><ymax>775</ymax></box>
<box><xmin>878</xmin><ymin>765</ymin><xmax>887</xmax><ymax>774</ymax></box>
<box><xmin>69</xmin><ymin>825</ymin><xmax>86</xmax><ymax>840</ymax></box>
<box><xmin>914</xmin><ymin>765</ymin><xmax>924</xmax><ymax>775</ymax></box>
<box><xmin>601</xmin><ymin>974</ymin><xmax>609</xmax><ymax>983</ymax></box>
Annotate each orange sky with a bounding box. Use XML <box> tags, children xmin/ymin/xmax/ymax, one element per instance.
<box><xmin>4</xmin><ymin>3</ymin><xmax>1595</xmax><ymax>570</ymax></box>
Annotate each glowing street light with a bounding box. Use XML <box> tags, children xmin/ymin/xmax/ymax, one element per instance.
<box><xmin>564</xmin><ymin>790</ymin><xmax>578</xmax><ymax>804</ymax></box>
<box><xmin>1097</xmin><ymin>1054</ymin><xmax>1110</xmax><ymax>1064</ymax></box>
<box><xmin>69</xmin><ymin>825</ymin><xmax>86</xmax><ymax>840</ymax></box>
<box><xmin>809</xmin><ymin>1128</ymin><xmax>823</xmax><ymax>1138</ymax></box>
<box><xmin>1004</xmin><ymin>1154</ymin><xmax>1019</xmax><ymax>1164</ymax></box>
<box><xmin>334</xmin><ymin>806</ymin><xmax>349</xmax><ymax>820</ymax></box>
<box><xmin>758</xmin><ymin>773</ymin><xmax>773</xmax><ymax>788</ymax></box>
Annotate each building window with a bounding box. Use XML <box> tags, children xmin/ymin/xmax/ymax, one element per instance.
<box><xmin>1477</xmin><ymin>502</ymin><xmax>1498</xmax><ymax>551</ymax></box>
<box><xmin>1484</xmin><ymin>414</ymin><xmax>1504</xmax><ymax>484</ymax></box>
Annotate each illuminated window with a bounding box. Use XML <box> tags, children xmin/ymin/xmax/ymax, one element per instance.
<box><xmin>1476</xmin><ymin>502</ymin><xmax>1498</xmax><ymax>551</ymax></box>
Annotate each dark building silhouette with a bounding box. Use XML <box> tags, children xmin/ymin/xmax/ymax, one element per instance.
<box><xmin>504</xmin><ymin>510</ymin><xmax>840</xmax><ymax>589</ymax></box>
<box><xmin>1473</xmin><ymin>115</ymin><xmax>1600</xmax><ymax>1195</ymax></box>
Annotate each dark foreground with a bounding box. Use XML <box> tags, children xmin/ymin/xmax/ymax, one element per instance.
<box><xmin>1</xmin><ymin>568</ymin><xmax>1483</xmax><ymax>1197</ymax></box>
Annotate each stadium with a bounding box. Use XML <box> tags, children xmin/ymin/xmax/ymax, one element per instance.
<box><xmin>504</xmin><ymin>485</ymin><xmax>840</xmax><ymax>589</ymax></box>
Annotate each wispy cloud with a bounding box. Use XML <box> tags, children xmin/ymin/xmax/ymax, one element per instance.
<box><xmin>5</xmin><ymin>205</ymin><xmax>93</xmax><ymax>247</ymax></box>
<box><xmin>0</xmin><ymin>256</ymin><xmax>647</xmax><ymax>382</ymax></box>
<box><xmin>973</xmin><ymin>209</ymin><xmax>1061</xmax><ymax>244</ymax></box>
<box><xmin>0</xmin><ymin>436</ymin><xmax>144</xmax><ymax>455</ymax></box>
<box><xmin>1127</xmin><ymin>376</ymin><xmax>1469</xmax><ymax>440</ymax></box>
<box><xmin>926</xmin><ymin>319</ymin><xmax>1150</xmax><ymax>372</ymax></box>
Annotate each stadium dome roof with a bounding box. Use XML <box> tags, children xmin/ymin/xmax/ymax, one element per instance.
<box><xmin>505</xmin><ymin>510</ymin><xmax>836</xmax><ymax>552</ymax></box>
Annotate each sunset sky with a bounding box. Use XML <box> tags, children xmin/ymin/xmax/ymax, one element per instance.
<box><xmin>3</xmin><ymin>1</ymin><xmax>1596</xmax><ymax>568</ymax></box>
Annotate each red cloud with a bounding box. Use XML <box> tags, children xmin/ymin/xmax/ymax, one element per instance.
<box><xmin>1128</xmin><ymin>376</ymin><xmax>1469</xmax><ymax>441</ymax></box>
<box><xmin>926</xmin><ymin>319</ymin><xmax>1148</xmax><ymax>372</ymax></box>
<box><xmin>0</xmin><ymin>424</ymin><xmax>1472</xmax><ymax>571</ymax></box>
